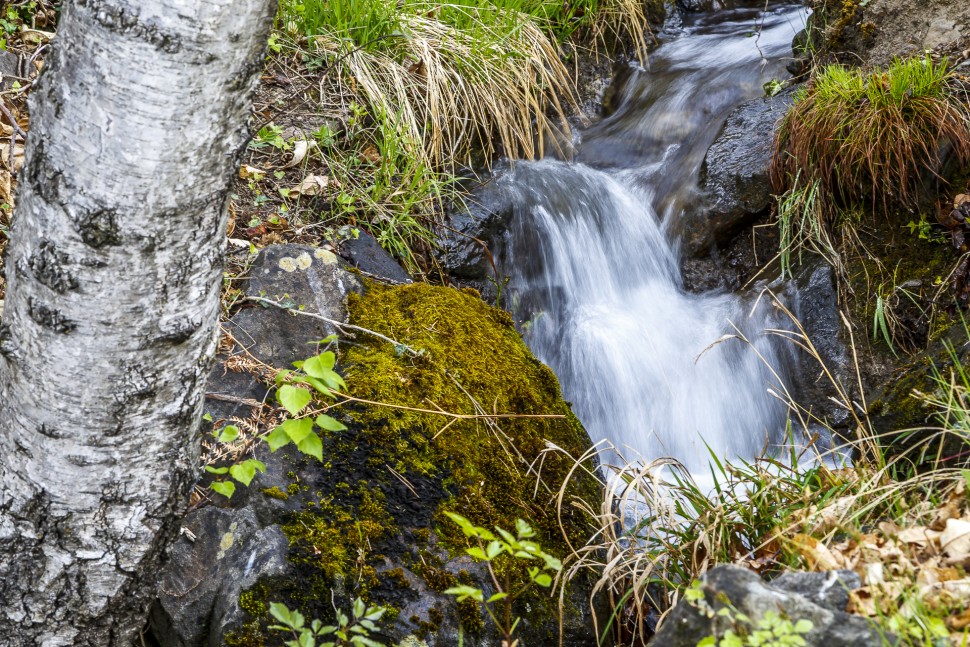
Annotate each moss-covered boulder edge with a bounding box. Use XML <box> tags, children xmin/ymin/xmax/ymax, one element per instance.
<box><xmin>225</xmin><ymin>282</ymin><xmax>603</xmax><ymax>647</ymax></box>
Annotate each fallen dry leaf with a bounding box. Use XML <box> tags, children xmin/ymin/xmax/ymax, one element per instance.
<box><xmin>288</xmin><ymin>174</ymin><xmax>329</xmax><ymax>196</ymax></box>
<box><xmin>790</xmin><ymin>533</ymin><xmax>845</xmax><ymax>570</ymax></box>
<box><xmin>282</xmin><ymin>139</ymin><xmax>317</xmax><ymax>168</ymax></box>
<box><xmin>896</xmin><ymin>525</ymin><xmax>939</xmax><ymax>548</ymax></box>
<box><xmin>359</xmin><ymin>144</ymin><xmax>380</xmax><ymax>165</ymax></box>
<box><xmin>239</xmin><ymin>164</ymin><xmax>265</xmax><ymax>180</ymax></box>
<box><xmin>939</xmin><ymin>518</ymin><xmax>970</xmax><ymax>559</ymax></box>
<box><xmin>0</xmin><ymin>142</ymin><xmax>26</xmax><ymax>173</ymax></box>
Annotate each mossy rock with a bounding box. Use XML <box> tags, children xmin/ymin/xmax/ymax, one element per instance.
<box><xmin>226</xmin><ymin>282</ymin><xmax>603</xmax><ymax>647</ymax></box>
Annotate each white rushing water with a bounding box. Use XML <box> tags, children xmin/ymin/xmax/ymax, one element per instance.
<box><xmin>497</xmin><ymin>3</ymin><xmax>811</xmax><ymax>472</ymax></box>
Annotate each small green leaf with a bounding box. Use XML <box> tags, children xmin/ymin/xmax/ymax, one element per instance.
<box><xmin>282</xmin><ymin>417</ymin><xmax>315</xmax><ymax>444</ymax></box>
<box><xmin>265</xmin><ymin>426</ymin><xmax>292</xmax><ymax>451</ymax></box>
<box><xmin>210</xmin><ymin>481</ymin><xmax>236</xmax><ymax>499</ymax></box>
<box><xmin>269</xmin><ymin>602</ymin><xmax>293</xmax><ymax>625</ymax></box>
<box><xmin>485</xmin><ymin>541</ymin><xmax>503</xmax><ymax>560</ymax></box>
<box><xmin>304</xmin><ymin>352</ymin><xmax>336</xmax><ymax>378</ymax></box>
<box><xmin>353</xmin><ymin>597</ymin><xmax>365</xmax><ymax>619</ymax></box>
<box><xmin>698</xmin><ymin>637</ymin><xmax>716</xmax><ymax>647</ymax></box>
<box><xmin>515</xmin><ymin>518</ymin><xmax>534</xmax><ymax>538</ymax></box>
<box><xmin>297</xmin><ymin>432</ymin><xmax>323</xmax><ymax>462</ymax></box>
<box><xmin>466</xmin><ymin>546</ymin><xmax>488</xmax><ymax>561</ymax></box>
<box><xmin>278</xmin><ymin>384</ymin><xmax>312</xmax><ymax>415</ymax></box>
<box><xmin>229</xmin><ymin>459</ymin><xmax>266</xmax><ymax>487</ymax></box>
<box><xmin>533</xmin><ymin>572</ymin><xmax>552</xmax><ymax>587</ymax></box>
<box><xmin>486</xmin><ymin>592</ymin><xmax>508</xmax><ymax>603</ymax></box>
<box><xmin>217</xmin><ymin>425</ymin><xmax>240</xmax><ymax>443</ymax></box>
<box><xmin>793</xmin><ymin>619</ymin><xmax>813</xmax><ymax>634</ymax></box>
<box><xmin>315</xmin><ymin>414</ymin><xmax>347</xmax><ymax>432</ymax></box>
<box><xmin>443</xmin><ymin>585</ymin><xmax>484</xmax><ymax>602</ymax></box>
<box><xmin>363</xmin><ymin>607</ymin><xmax>386</xmax><ymax>622</ymax></box>
<box><xmin>205</xmin><ymin>466</ymin><xmax>229</xmax><ymax>475</ymax></box>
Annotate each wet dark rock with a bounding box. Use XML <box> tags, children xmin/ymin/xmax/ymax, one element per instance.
<box><xmin>439</xmin><ymin>170</ymin><xmax>515</xmax><ymax>289</ymax></box>
<box><xmin>337</xmin><ymin>230</ymin><xmax>412</xmax><ymax>283</ymax></box>
<box><xmin>150</xmin><ymin>507</ymin><xmax>290</xmax><ymax>647</ymax></box>
<box><xmin>788</xmin><ymin>259</ymin><xmax>853</xmax><ymax>430</ymax></box>
<box><xmin>652</xmin><ymin>565</ymin><xmax>886</xmax><ymax>647</ymax></box>
<box><xmin>680</xmin><ymin>211</ymin><xmax>779</xmax><ymax>292</ymax></box>
<box><xmin>683</xmin><ymin>88</ymin><xmax>796</xmax><ymax>257</ymax></box>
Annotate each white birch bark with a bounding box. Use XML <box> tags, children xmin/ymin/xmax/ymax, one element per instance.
<box><xmin>0</xmin><ymin>1</ymin><xmax>275</xmax><ymax>644</ymax></box>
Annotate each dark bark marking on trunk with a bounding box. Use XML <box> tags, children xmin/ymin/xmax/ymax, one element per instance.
<box><xmin>24</xmin><ymin>240</ymin><xmax>80</xmax><ymax>293</ymax></box>
<box><xmin>73</xmin><ymin>0</ymin><xmax>183</xmax><ymax>53</ymax></box>
<box><xmin>76</xmin><ymin>208</ymin><xmax>122</xmax><ymax>249</ymax></box>
<box><xmin>0</xmin><ymin>323</ymin><xmax>21</xmax><ymax>361</ymax></box>
<box><xmin>152</xmin><ymin>316</ymin><xmax>203</xmax><ymax>345</ymax></box>
<box><xmin>166</xmin><ymin>366</ymin><xmax>205</xmax><ymax>429</ymax></box>
<box><xmin>119</xmin><ymin>363</ymin><xmax>159</xmax><ymax>401</ymax></box>
<box><xmin>22</xmin><ymin>141</ymin><xmax>66</xmax><ymax>206</ymax></box>
<box><xmin>38</xmin><ymin>423</ymin><xmax>72</xmax><ymax>439</ymax></box>
<box><xmin>27</xmin><ymin>297</ymin><xmax>77</xmax><ymax>333</ymax></box>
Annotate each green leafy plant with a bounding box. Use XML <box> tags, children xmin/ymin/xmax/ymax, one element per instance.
<box><xmin>904</xmin><ymin>216</ymin><xmax>946</xmax><ymax>244</ymax></box>
<box><xmin>268</xmin><ymin>598</ymin><xmax>387</xmax><ymax>647</ymax></box>
<box><xmin>443</xmin><ymin>512</ymin><xmax>562</xmax><ymax>646</ymax></box>
<box><xmin>206</xmin><ymin>341</ymin><xmax>348</xmax><ymax>499</ymax></box>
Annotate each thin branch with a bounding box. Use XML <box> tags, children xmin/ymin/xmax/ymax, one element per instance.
<box><xmin>244</xmin><ymin>295</ymin><xmax>424</xmax><ymax>357</ymax></box>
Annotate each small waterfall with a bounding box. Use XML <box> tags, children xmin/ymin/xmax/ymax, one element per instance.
<box><xmin>496</xmin><ymin>3</ymin><xmax>810</xmax><ymax>471</ymax></box>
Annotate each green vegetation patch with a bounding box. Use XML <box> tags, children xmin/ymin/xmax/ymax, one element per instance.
<box><xmin>772</xmin><ymin>55</ymin><xmax>970</xmax><ymax>220</ymax></box>
<box><xmin>278</xmin><ymin>0</ymin><xmax>649</xmax><ymax>167</ymax></box>
<box><xmin>228</xmin><ymin>283</ymin><xmax>600</xmax><ymax>645</ymax></box>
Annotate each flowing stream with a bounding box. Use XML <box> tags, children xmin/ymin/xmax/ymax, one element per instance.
<box><xmin>496</xmin><ymin>3</ymin><xmax>811</xmax><ymax>472</ymax></box>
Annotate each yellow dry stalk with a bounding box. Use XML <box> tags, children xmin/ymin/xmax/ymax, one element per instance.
<box><xmin>327</xmin><ymin>9</ymin><xmax>576</xmax><ymax>168</ymax></box>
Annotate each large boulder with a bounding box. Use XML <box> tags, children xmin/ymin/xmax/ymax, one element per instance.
<box><xmin>152</xmin><ymin>245</ymin><xmax>603</xmax><ymax>647</ymax></box>
<box><xmin>652</xmin><ymin>565</ymin><xmax>886</xmax><ymax>647</ymax></box>
<box><xmin>683</xmin><ymin>88</ymin><xmax>796</xmax><ymax>256</ymax></box>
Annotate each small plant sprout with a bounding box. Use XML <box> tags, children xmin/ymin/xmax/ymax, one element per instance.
<box><xmin>443</xmin><ymin>513</ymin><xmax>562</xmax><ymax>646</ymax></box>
<box><xmin>206</xmin><ymin>339</ymin><xmax>348</xmax><ymax>499</ymax></box>
<box><xmin>268</xmin><ymin>598</ymin><xmax>387</xmax><ymax>647</ymax></box>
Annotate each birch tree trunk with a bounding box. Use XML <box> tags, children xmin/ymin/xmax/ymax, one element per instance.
<box><xmin>0</xmin><ymin>1</ymin><xmax>275</xmax><ymax>644</ymax></box>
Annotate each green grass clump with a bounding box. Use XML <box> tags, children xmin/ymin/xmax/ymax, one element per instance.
<box><xmin>771</xmin><ymin>55</ymin><xmax>970</xmax><ymax>219</ymax></box>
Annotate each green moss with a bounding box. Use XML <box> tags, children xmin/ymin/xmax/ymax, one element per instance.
<box><xmin>344</xmin><ymin>282</ymin><xmax>599</xmax><ymax>545</ymax></box>
<box><xmin>262</xmin><ymin>486</ymin><xmax>289</xmax><ymax>501</ymax></box>
<box><xmin>281</xmin><ymin>484</ymin><xmax>393</xmax><ymax>585</ymax></box>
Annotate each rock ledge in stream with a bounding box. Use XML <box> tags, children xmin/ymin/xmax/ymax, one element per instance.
<box><xmin>683</xmin><ymin>88</ymin><xmax>795</xmax><ymax>257</ymax></box>
<box><xmin>653</xmin><ymin>565</ymin><xmax>886</xmax><ymax>647</ymax></box>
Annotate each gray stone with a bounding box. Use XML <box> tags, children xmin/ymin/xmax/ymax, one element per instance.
<box><xmin>653</xmin><ymin>565</ymin><xmax>888</xmax><ymax>647</ymax></box>
<box><xmin>684</xmin><ymin>88</ymin><xmax>796</xmax><ymax>256</ymax></box>
<box><xmin>202</xmin><ymin>244</ymin><xmax>362</xmax><ymax>424</ymax></box>
<box><xmin>923</xmin><ymin>18</ymin><xmax>962</xmax><ymax>51</ymax></box>
<box><xmin>0</xmin><ymin>49</ymin><xmax>22</xmax><ymax>91</ymax></box>
<box><xmin>771</xmin><ymin>570</ymin><xmax>861</xmax><ymax>613</ymax></box>
<box><xmin>337</xmin><ymin>229</ymin><xmax>412</xmax><ymax>284</ymax></box>
<box><xmin>150</xmin><ymin>507</ymin><xmax>290</xmax><ymax>647</ymax></box>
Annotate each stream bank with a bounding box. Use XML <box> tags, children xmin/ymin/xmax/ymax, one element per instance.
<box><xmin>148</xmin><ymin>1</ymin><xmax>970</xmax><ymax>646</ymax></box>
